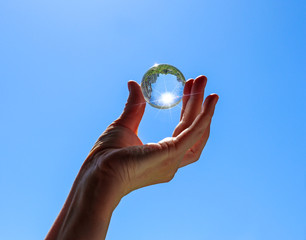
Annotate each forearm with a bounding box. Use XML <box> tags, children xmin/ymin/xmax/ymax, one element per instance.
<box><xmin>57</xmin><ymin>196</ymin><xmax>115</xmax><ymax>240</ymax></box>
<box><xmin>45</xmin><ymin>191</ymin><xmax>75</xmax><ymax>240</ymax></box>
<box><xmin>46</xmin><ymin>167</ymin><xmax>123</xmax><ymax>240</ymax></box>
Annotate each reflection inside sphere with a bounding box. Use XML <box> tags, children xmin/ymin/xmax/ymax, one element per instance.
<box><xmin>141</xmin><ymin>64</ymin><xmax>186</xmax><ymax>109</ymax></box>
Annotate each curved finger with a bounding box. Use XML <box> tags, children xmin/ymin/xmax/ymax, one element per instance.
<box><xmin>180</xmin><ymin>79</ymin><xmax>194</xmax><ymax>121</ymax></box>
<box><xmin>173</xmin><ymin>76</ymin><xmax>207</xmax><ymax>137</ymax></box>
<box><xmin>181</xmin><ymin>75</ymin><xmax>207</xmax><ymax>125</ymax></box>
<box><xmin>174</xmin><ymin>94</ymin><xmax>218</xmax><ymax>153</ymax></box>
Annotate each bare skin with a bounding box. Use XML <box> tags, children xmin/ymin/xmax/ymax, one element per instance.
<box><xmin>46</xmin><ymin>75</ymin><xmax>219</xmax><ymax>240</ymax></box>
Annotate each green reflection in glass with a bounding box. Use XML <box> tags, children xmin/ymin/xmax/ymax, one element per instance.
<box><xmin>141</xmin><ymin>64</ymin><xmax>186</xmax><ymax>109</ymax></box>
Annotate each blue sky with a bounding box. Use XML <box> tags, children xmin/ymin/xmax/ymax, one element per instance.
<box><xmin>0</xmin><ymin>0</ymin><xmax>305</xmax><ymax>239</ymax></box>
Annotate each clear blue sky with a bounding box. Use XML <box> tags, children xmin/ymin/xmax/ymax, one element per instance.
<box><xmin>0</xmin><ymin>0</ymin><xmax>305</xmax><ymax>239</ymax></box>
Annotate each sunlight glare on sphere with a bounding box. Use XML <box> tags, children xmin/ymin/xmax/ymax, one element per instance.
<box><xmin>141</xmin><ymin>64</ymin><xmax>186</xmax><ymax>109</ymax></box>
<box><xmin>160</xmin><ymin>92</ymin><xmax>175</xmax><ymax>106</ymax></box>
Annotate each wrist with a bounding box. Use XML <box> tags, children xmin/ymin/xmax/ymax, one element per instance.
<box><xmin>57</xmin><ymin>166</ymin><xmax>124</xmax><ymax>240</ymax></box>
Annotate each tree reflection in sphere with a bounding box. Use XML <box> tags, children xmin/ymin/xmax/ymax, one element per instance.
<box><xmin>141</xmin><ymin>64</ymin><xmax>186</xmax><ymax>109</ymax></box>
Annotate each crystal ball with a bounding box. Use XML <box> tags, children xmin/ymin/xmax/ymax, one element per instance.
<box><xmin>141</xmin><ymin>64</ymin><xmax>186</xmax><ymax>109</ymax></box>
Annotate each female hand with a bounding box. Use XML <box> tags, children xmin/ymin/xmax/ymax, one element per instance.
<box><xmin>94</xmin><ymin>75</ymin><xmax>218</xmax><ymax>194</ymax></box>
<box><xmin>46</xmin><ymin>75</ymin><xmax>218</xmax><ymax>240</ymax></box>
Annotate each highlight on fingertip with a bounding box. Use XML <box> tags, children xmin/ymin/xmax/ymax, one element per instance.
<box><xmin>210</xmin><ymin>93</ymin><xmax>219</xmax><ymax>103</ymax></box>
<box><xmin>195</xmin><ymin>75</ymin><xmax>207</xmax><ymax>80</ymax></box>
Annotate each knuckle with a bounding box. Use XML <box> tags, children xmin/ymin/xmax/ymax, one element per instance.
<box><xmin>164</xmin><ymin>172</ymin><xmax>176</xmax><ymax>183</ymax></box>
<box><xmin>195</xmin><ymin>152</ymin><xmax>202</xmax><ymax>162</ymax></box>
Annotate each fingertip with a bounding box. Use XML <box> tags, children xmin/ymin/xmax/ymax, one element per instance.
<box><xmin>195</xmin><ymin>75</ymin><xmax>207</xmax><ymax>86</ymax></box>
<box><xmin>185</xmin><ymin>78</ymin><xmax>194</xmax><ymax>86</ymax></box>
<box><xmin>191</xmin><ymin>75</ymin><xmax>207</xmax><ymax>94</ymax></box>
<box><xmin>208</xmin><ymin>93</ymin><xmax>219</xmax><ymax>100</ymax></box>
<box><xmin>184</xmin><ymin>79</ymin><xmax>193</xmax><ymax>94</ymax></box>
<box><xmin>202</xmin><ymin>94</ymin><xmax>218</xmax><ymax>112</ymax></box>
<box><xmin>195</xmin><ymin>75</ymin><xmax>207</xmax><ymax>81</ymax></box>
<box><xmin>128</xmin><ymin>80</ymin><xmax>140</xmax><ymax>90</ymax></box>
<box><xmin>209</xmin><ymin>93</ymin><xmax>219</xmax><ymax>103</ymax></box>
<box><xmin>127</xmin><ymin>81</ymin><xmax>144</xmax><ymax>98</ymax></box>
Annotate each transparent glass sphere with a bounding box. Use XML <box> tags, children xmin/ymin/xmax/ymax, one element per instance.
<box><xmin>141</xmin><ymin>64</ymin><xmax>186</xmax><ymax>109</ymax></box>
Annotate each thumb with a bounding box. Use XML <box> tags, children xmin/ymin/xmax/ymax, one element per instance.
<box><xmin>115</xmin><ymin>81</ymin><xmax>146</xmax><ymax>133</ymax></box>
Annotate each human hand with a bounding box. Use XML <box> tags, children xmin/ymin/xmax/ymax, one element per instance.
<box><xmin>47</xmin><ymin>75</ymin><xmax>218</xmax><ymax>240</ymax></box>
<box><xmin>92</xmin><ymin>75</ymin><xmax>218</xmax><ymax>195</ymax></box>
